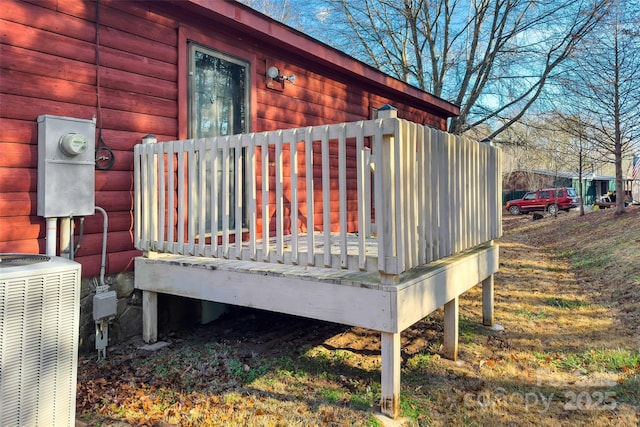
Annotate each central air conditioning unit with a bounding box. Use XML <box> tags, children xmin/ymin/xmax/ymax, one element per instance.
<box><xmin>0</xmin><ymin>254</ymin><xmax>81</xmax><ymax>427</ymax></box>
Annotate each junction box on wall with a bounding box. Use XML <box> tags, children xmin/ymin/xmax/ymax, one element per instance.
<box><xmin>37</xmin><ymin>114</ymin><xmax>96</xmax><ymax>217</ymax></box>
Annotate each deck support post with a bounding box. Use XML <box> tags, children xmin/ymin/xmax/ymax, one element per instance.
<box><xmin>380</xmin><ymin>331</ymin><xmax>401</xmax><ymax>419</ymax></box>
<box><xmin>482</xmin><ymin>275</ymin><xmax>494</xmax><ymax>326</ymax></box>
<box><xmin>142</xmin><ymin>290</ymin><xmax>158</xmax><ymax>343</ymax></box>
<box><xmin>443</xmin><ymin>296</ymin><xmax>459</xmax><ymax>360</ymax></box>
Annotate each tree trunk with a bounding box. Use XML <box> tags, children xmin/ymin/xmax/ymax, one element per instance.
<box><xmin>614</xmin><ymin>23</ymin><xmax>625</xmax><ymax>216</ymax></box>
<box><xmin>579</xmin><ymin>138</ymin><xmax>585</xmax><ymax>216</ymax></box>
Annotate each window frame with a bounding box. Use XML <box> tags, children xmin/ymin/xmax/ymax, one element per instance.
<box><xmin>187</xmin><ymin>42</ymin><xmax>251</xmax><ymax>138</ymax></box>
<box><xmin>178</xmin><ymin>25</ymin><xmax>258</xmax><ymax>140</ymax></box>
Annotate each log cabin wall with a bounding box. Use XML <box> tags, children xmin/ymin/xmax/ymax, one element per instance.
<box><xmin>0</xmin><ymin>0</ymin><xmax>458</xmax><ymax>277</ymax></box>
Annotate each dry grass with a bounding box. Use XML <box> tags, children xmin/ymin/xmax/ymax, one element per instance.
<box><xmin>77</xmin><ymin>207</ymin><xmax>640</xmax><ymax>426</ymax></box>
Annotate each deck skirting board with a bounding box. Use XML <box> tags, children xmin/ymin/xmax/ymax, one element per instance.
<box><xmin>395</xmin><ymin>243</ymin><xmax>499</xmax><ymax>331</ymax></box>
<box><xmin>135</xmin><ymin>256</ymin><xmax>395</xmax><ymax>332</ymax></box>
<box><xmin>134</xmin><ymin>243</ymin><xmax>498</xmax><ymax>334</ymax></box>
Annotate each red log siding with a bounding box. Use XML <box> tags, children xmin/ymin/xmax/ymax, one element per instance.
<box><xmin>0</xmin><ymin>0</ymin><xmax>456</xmax><ymax>278</ymax></box>
<box><xmin>0</xmin><ymin>168</ymin><xmax>35</xmax><ymax>193</ymax></box>
<box><xmin>0</xmin><ymin>193</ymin><xmax>36</xmax><ymax>217</ymax></box>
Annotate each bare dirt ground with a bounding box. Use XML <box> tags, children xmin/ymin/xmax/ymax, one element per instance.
<box><xmin>77</xmin><ymin>207</ymin><xmax>640</xmax><ymax>426</ymax></box>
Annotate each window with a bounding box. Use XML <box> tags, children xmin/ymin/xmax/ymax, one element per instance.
<box><xmin>189</xmin><ymin>44</ymin><xmax>248</xmax><ymax>137</ymax></box>
<box><xmin>524</xmin><ymin>192</ymin><xmax>536</xmax><ymax>200</ymax></box>
<box><xmin>539</xmin><ymin>191</ymin><xmax>551</xmax><ymax>199</ymax></box>
<box><xmin>188</xmin><ymin>43</ymin><xmax>250</xmax><ymax>231</ymax></box>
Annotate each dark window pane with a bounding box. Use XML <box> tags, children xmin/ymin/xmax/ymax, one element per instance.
<box><xmin>193</xmin><ymin>50</ymin><xmax>247</xmax><ymax>137</ymax></box>
<box><xmin>189</xmin><ymin>44</ymin><xmax>249</xmax><ymax>232</ymax></box>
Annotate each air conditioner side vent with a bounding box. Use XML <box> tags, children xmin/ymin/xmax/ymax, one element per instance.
<box><xmin>1</xmin><ymin>255</ymin><xmax>81</xmax><ymax>427</ymax></box>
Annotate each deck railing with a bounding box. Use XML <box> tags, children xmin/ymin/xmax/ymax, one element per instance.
<box><xmin>134</xmin><ymin>112</ymin><xmax>501</xmax><ymax>278</ymax></box>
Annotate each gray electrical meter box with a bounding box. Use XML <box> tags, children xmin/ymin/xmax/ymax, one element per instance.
<box><xmin>37</xmin><ymin>115</ymin><xmax>96</xmax><ymax>217</ymax></box>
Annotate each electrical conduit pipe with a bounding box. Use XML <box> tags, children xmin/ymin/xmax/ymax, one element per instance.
<box><xmin>94</xmin><ymin>206</ymin><xmax>108</xmax><ymax>288</ymax></box>
<box><xmin>45</xmin><ymin>218</ymin><xmax>57</xmax><ymax>256</ymax></box>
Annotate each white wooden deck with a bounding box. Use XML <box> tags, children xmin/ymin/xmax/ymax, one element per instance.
<box><xmin>133</xmin><ymin>111</ymin><xmax>502</xmax><ymax>419</ymax></box>
<box><xmin>135</xmin><ymin>242</ymin><xmax>498</xmax><ymax>418</ymax></box>
<box><xmin>136</xmin><ymin>242</ymin><xmax>498</xmax><ymax>333</ymax></box>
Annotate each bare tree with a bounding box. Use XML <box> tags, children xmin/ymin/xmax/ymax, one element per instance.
<box><xmin>239</xmin><ymin>0</ymin><xmax>303</xmax><ymax>26</ymax></box>
<box><xmin>307</xmin><ymin>0</ymin><xmax>610</xmax><ymax>139</ymax></box>
<box><xmin>539</xmin><ymin>114</ymin><xmax>595</xmax><ymax>216</ymax></box>
<box><xmin>558</xmin><ymin>0</ymin><xmax>640</xmax><ymax>214</ymax></box>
